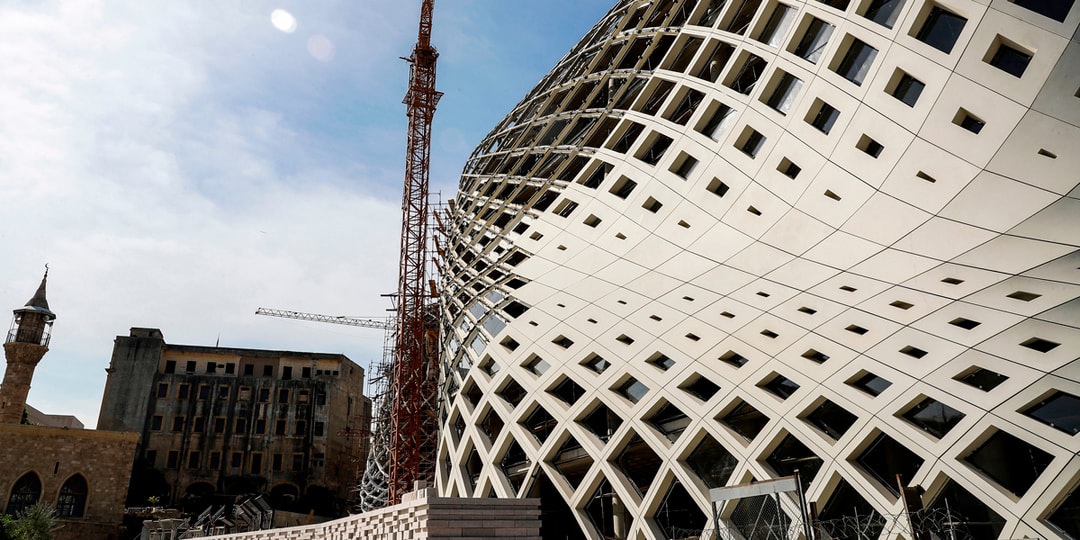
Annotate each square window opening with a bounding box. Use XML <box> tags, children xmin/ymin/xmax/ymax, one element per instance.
<box><xmin>860</xmin><ymin>0</ymin><xmax>906</xmax><ymax>28</ymax></box>
<box><xmin>953</xmin><ymin>109</ymin><xmax>985</xmax><ymax>133</ymax></box>
<box><xmin>887</xmin><ymin>70</ymin><xmax>925</xmax><ymax>107</ymax></box>
<box><xmin>609</xmin><ymin>176</ymin><xmax>639</xmax><ymax>199</ymax></box>
<box><xmin>857</xmin><ymin>135</ymin><xmax>884</xmax><ymax>157</ymax></box>
<box><xmin>671</xmin><ymin>152</ymin><xmax>699</xmax><ymax>179</ymax></box>
<box><xmin>914</xmin><ymin>5</ymin><xmax>968</xmax><ymax>54</ymax></box>
<box><xmin>791</xmin><ymin>16</ymin><xmax>835</xmax><ymax>63</ymax></box>
<box><xmin>778</xmin><ymin>158</ymin><xmax>801</xmax><ymax>179</ymax></box>
<box><xmin>807</xmin><ymin>99</ymin><xmax>841</xmax><ymax>133</ymax></box>
<box><xmin>949</xmin><ymin>317</ymin><xmax>981</xmax><ymax>330</ymax></box>
<box><xmin>1007</xmin><ymin>0</ymin><xmax>1073</xmax><ymax>22</ymax></box>
<box><xmin>707</xmin><ymin>178</ymin><xmax>731</xmax><ymax>197</ymax></box>
<box><xmin>984</xmin><ymin>36</ymin><xmax>1033</xmax><ymax>78</ymax></box>
<box><xmin>736</xmin><ymin>127</ymin><xmax>767</xmax><ymax>157</ymax></box>
<box><xmin>832</xmin><ymin>37</ymin><xmax>878</xmax><ymax>85</ymax></box>
<box><xmin>695</xmin><ymin>101</ymin><xmax>736</xmax><ymax>141</ymax></box>
<box><xmin>763</xmin><ymin>71</ymin><xmax>804</xmax><ymax>115</ymax></box>
<box><xmin>954</xmin><ymin>367</ymin><xmax>1008</xmax><ymax>392</ymax></box>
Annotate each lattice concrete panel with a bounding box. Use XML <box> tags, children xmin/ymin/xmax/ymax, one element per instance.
<box><xmin>437</xmin><ymin>1</ymin><xmax>1080</xmax><ymax>538</ymax></box>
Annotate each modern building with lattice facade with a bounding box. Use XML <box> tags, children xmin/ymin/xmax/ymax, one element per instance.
<box><xmin>436</xmin><ymin>0</ymin><xmax>1080</xmax><ymax>538</ymax></box>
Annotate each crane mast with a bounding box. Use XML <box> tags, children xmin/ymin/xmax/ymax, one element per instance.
<box><xmin>390</xmin><ymin>0</ymin><xmax>442</xmax><ymax>506</ymax></box>
<box><xmin>257</xmin><ymin>0</ymin><xmax>442</xmax><ymax>511</ymax></box>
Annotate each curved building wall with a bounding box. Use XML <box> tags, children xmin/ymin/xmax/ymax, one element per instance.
<box><xmin>437</xmin><ymin>0</ymin><xmax>1080</xmax><ymax>538</ymax></box>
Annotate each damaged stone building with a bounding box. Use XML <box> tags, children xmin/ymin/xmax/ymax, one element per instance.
<box><xmin>97</xmin><ymin>328</ymin><xmax>371</xmax><ymax>517</ymax></box>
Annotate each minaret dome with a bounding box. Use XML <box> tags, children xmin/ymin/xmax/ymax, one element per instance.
<box><xmin>6</xmin><ymin>266</ymin><xmax>56</xmax><ymax>347</ymax></box>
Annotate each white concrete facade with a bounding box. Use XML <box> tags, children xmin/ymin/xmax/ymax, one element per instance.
<box><xmin>438</xmin><ymin>0</ymin><xmax>1080</xmax><ymax>538</ymax></box>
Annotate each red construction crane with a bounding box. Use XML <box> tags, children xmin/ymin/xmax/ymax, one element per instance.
<box><xmin>390</xmin><ymin>0</ymin><xmax>442</xmax><ymax>505</ymax></box>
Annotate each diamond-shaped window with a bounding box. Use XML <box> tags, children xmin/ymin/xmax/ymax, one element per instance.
<box><xmin>805</xmin><ymin>399</ymin><xmax>857</xmax><ymax>440</ymax></box>
<box><xmin>462</xmin><ymin>381</ymin><xmax>483</xmax><ymax>408</ymax></box>
<box><xmin>551</xmin><ymin>436</ymin><xmax>592</xmax><ymax>490</ymax></box>
<box><xmin>1023</xmin><ymin>391</ymin><xmax>1080</xmax><ymax>436</ymax></box>
<box><xmin>765</xmin><ymin>434</ymin><xmax>822</xmax><ymax>492</ymax></box>
<box><xmin>523</xmin><ymin>354</ymin><xmax>549</xmax><ymax>375</ymax></box>
<box><xmin>465</xmin><ymin>446</ymin><xmax>484</xmax><ymax>491</ymax></box>
<box><xmin>902</xmin><ymin>397</ymin><xmax>965</xmax><ymax>439</ymax></box>
<box><xmin>497</xmin><ymin>379</ymin><xmax>527</xmax><ymax>407</ymax></box>
<box><xmin>478</xmin><ymin>408</ymin><xmax>504</xmax><ymax>443</ymax></box>
<box><xmin>582</xmin><ymin>353</ymin><xmax>610</xmax><ymax>374</ymax></box>
<box><xmin>722</xmin><ymin>399</ymin><xmax>770</xmax><ymax>441</ymax></box>
<box><xmin>1047</xmin><ymin>481</ymin><xmax>1080</xmax><ymax>539</ymax></box>
<box><xmin>954</xmin><ymin>367</ymin><xmax>1007</xmax><ymax>391</ymax></box>
<box><xmin>655</xmin><ymin>480</ymin><xmax>707</xmax><ymax>540</ymax></box>
<box><xmin>802</xmin><ymin>349</ymin><xmax>829</xmax><ymax>363</ymax></box>
<box><xmin>719</xmin><ymin>350</ymin><xmax>749</xmax><ymax>368</ymax></box>
<box><xmin>479</xmin><ymin>357</ymin><xmax>500</xmax><ymax>377</ymax></box>
<box><xmin>686</xmin><ymin>434</ymin><xmax>738</xmax><ymax>489</ymax></box>
<box><xmin>856</xmin><ymin>432</ymin><xmax>924</xmax><ymax>496</ymax></box>
<box><xmin>849</xmin><ymin>372</ymin><xmax>891</xmax><ymax>397</ymax></box>
<box><xmin>522</xmin><ymin>405</ymin><xmax>558</xmax><ymax>443</ymax></box>
<box><xmin>614</xmin><ymin>377</ymin><xmax>650</xmax><ymax>404</ymax></box>
<box><xmin>450</xmin><ymin>413</ymin><xmax>466</xmax><ymax>445</ymax></box>
<box><xmin>648</xmin><ymin>352</ymin><xmax>676</xmax><ymax>370</ymax></box>
<box><xmin>964</xmin><ymin>430</ymin><xmax>1053</xmax><ymax>497</ymax></box>
<box><xmin>680</xmin><ymin>375</ymin><xmax>721</xmax><ymax>402</ymax></box>
<box><xmin>1021</xmin><ymin>337</ymin><xmax>1059</xmax><ymax>353</ymax></box>
<box><xmin>500</xmin><ymin>439</ymin><xmax>531</xmax><ymax>493</ymax></box>
<box><xmin>579</xmin><ymin>402</ymin><xmax>623</xmax><ymax>443</ymax></box>
<box><xmin>928</xmin><ymin>479</ymin><xmax>1006</xmax><ymax>539</ymax></box>
<box><xmin>614</xmin><ymin>433</ymin><xmax>663</xmax><ymax>497</ymax></box>
<box><xmin>548</xmin><ymin>377</ymin><xmax>586</xmax><ymax>406</ymax></box>
<box><xmin>585</xmin><ymin>479</ymin><xmax>633</xmax><ymax>538</ymax></box>
<box><xmin>818</xmin><ymin>478</ymin><xmax>885</xmax><ymax>537</ymax></box>
<box><xmin>760</xmin><ymin>373</ymin><xmax>800</xmax><ymax>399</ymax></box>
<box><xmin>648</xmin><ymin>401</ymin><xmax>690</xmax><ymax>443</ymax></box>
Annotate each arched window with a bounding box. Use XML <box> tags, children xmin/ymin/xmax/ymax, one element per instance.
<box><xmin>6</xmin><ymin>472</ymin><xmax>42</xmax><ymax>516</ymax></box>
<box><xmin>56</xmin><ymin>474</ymin><xmax>88</xmax><ymax>518</ymax></box>
<box><xmin>269</xmin><ymin>483</ymin><xmax>299</xmax><ymax>508</ymax></box>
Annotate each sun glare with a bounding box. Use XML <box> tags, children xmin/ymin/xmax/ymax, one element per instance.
<box><xmin>270</xmin><ymin>9</ymin><xmax>297</xmax><ymax>33</ymax></box>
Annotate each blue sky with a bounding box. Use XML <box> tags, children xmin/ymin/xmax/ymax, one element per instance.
<box><xmin>0</xmin><ymin>0</ymin><xmax>613</xmax><ymax>426</ymax></box>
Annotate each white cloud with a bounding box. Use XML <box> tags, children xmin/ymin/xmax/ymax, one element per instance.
<box><xmin>0</xmin><ymin>0</ymin><xmax>611</xmax><ymax>428</ymax></box>
<box><xmin>0</xmin><ymin>0</ymin><xmax>411</xmax><ymax>425</ymax></box>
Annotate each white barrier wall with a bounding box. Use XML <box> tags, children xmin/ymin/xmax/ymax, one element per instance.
<box><xmin>202</xmin><ymin>486</ymin><xmax>541</xmax><ymax>540</ymax></box>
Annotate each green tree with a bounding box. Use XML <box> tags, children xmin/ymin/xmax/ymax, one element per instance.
<box><xmin>14</xmin><ymin>504</ymin><xmax>56</xmax><ymax>540</ymax></box>
<box><xmin>0</xmin><ymin>514</ymin><xmax>18</xmax><ymax>540</ymax></box>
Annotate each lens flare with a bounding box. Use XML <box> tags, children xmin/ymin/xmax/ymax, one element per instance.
<box><xmin>307</xmin><ymin>34</ymin><xmax>335</xmax><ymax>62</ymax></box>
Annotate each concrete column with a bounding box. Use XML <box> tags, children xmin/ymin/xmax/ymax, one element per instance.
<box><xmin>612</xmin><ymin>492</ymin><xmax>627</xmax><ymax>538</ymax></box>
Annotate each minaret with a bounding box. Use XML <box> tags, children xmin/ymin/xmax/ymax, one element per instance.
<box><xmin>0</xmin><ymin>268</ymin><xmax>56</xmax><ymax>424</ymax></box>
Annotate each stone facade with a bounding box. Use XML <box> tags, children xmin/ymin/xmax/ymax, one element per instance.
<box><xmin>192</xmin><ymin>485</ymin><xmax>541</xmax><ymax>540</ymax></box>
<box><xmin>98</xmin><ymin>328</ymin><xmax>372</xmax><ymax>516</ymax></box>
<box><xmin>0</xmin><ymin>423</ymin><xmax>139</xmax><ymax>540</ymax></box>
